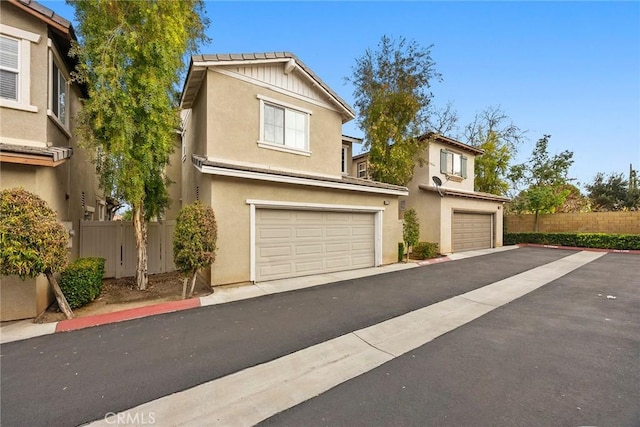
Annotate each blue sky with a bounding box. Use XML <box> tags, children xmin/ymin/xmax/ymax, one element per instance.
<box><xmin>46</xmin><ymin>1</ymin><xmax>639</xmax><ymax>190</ymax></box>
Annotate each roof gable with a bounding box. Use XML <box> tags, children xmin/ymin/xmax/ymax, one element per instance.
<box><xmin>181</xmin><ymin>52</ymin><xmax>355</xmax><ymax>122</ymax></box>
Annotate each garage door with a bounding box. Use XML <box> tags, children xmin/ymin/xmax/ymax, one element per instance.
<box><xmin>255</xmin><ymin>209</ymin><xmax>375</xmax><ymax>281</ymax></box>
<box><xmin>452</xmin><ymin>212</ymin><xmax>493</xmax><ymax>252</ymax></box>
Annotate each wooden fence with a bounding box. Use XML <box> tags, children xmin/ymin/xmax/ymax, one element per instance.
<box><xmin>79</xmin><ymin>220</ymin><xmax>176</xmax><ymax>278</ymax></box>
<box><xmin>505</xmin><ymin>211</ymin><xmax>640</xmax><ymax>234</ymax></box>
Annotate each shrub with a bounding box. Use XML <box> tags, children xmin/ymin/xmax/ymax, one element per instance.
<box><xmin>59</xmin><ymin>258</ymin><xmax>105</xmax><ymax>309</ymax></box>
<box><xmin>398</xmin><ymin>242</ymin><xmax>405</xmax><ymax>262</ymax></box>
<box><xmin>174</xmin><ymin>202</ymin><xmax>217</xmax><ymax>298</ymax></box>
<box><xmin>504</xmin><ymin>232</ymin><xmax>640</xmax><ymax>250</ymax></box>
<box><xmin>412</xmin><ymin>242</ymin><xmax>439</xmax><ymax>259</ymax></box>
<box><xmin>403</xmin><ymin>208</ymin><xmax>419</xmax><ymax>259</ymax></box>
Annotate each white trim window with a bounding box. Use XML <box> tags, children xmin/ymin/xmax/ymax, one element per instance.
<box><xmin>0</xmin><ymin>36</ymin><xmax>19</xmax><ymax>101</ymax></box>
<box><xmin>341</xmin><ymin>145</ymin><xmax>348</xmax><ymax>174</ymax></box>
<box><xmin>48</xmin><ymin>40</ymin><xmax>70</xmax><ymax>131</ymax></box>
<box><xmin>440</xmin><ymin>149</ymin><xmax>468</xmax><ymax>179</ymax></box>
<box><xmin>258</xmin><ymin>94</ymin><xmax>311</xmax><ymax>155</ymax></box>
<box><xmin>0</xmin><ymin>24</ymin><xmax>40</xmax><ymax>112</ymax></box>
<box><xmin>357</xmin><ymin>161</ymin><xmax>368</xmax><ymax>179</ymax></box>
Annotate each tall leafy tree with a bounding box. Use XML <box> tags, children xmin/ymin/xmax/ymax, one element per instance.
<box><xmin>464</xmin><ymin>106</ymin><xmax>526</xmax><ymax>195</ymax></box>
<box><xmin>349</xmin><ymin>35</ymin><xmax>441</xmax><ymax>186</ymax></box>
<box><xmin>70</xmin><ymin>0</ymin><xmax>208</xmax><ymax>290</ymax></box>
<box><xmin>509</xmin><ymin>135</ymin><xmax>574</xmax><ymax>230</ymax></box>
<box><xmin>586</xmin><ymin>166</ymin><xmax>640</xmax><ymax>211</ymax></box>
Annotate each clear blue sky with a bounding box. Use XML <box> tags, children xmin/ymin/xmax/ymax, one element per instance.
<box><xmin>45</xmin><ymin>1</ymin><xmax>640</xmax><ymax>190</ymax></box>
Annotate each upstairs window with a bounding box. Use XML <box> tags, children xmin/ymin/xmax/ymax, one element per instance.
<box><xmin>258</xmin><ymin>94</ymin><xmax>311</xmax><ymax>155</ymax></box>
<box><xmin>0</xmin><ymin>36</ymin><xmax>19</xmax><ymax>101</ymax></box>
<box><xmin>357</xmin><ymin>161</ymin><xmax>368</xmax><ymax>179</ymax></box>
<box><xmin>341</xmin><ymin>145</ymin><xmax>348</xmax><ymax>174</ymax></box>
<box><xmin>0</xmin><ymin>25</ymin><xmax>39</xmax><ymax>112</ymax></box>
<box><xmin>440</xmin><ymin>149</ymin><xmax>467</xmax><ymax>178</ymax></box>
<box><xmin>51</xmin><ymin>60</ymin><xmax>68</xmax><ymax>125</ymax></box>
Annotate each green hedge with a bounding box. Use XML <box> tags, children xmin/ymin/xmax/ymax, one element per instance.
<box><xmin>398</xmin><ymin>242</ymin><xmax>405</xmax><ymax>262</ymax></box>
<box><xmin>59</xmin><ymin>257</ymin><xmax>105</xmax><ymax>309</ymax></box>
<box><xmin>504</xmin><ymin>233</ymin><xmax>640</xmax><ymax>250</ymax></box>
<box><xmin>412</xmin><ymin>242</ymin><xmax>440</xmax><ymax>259</ymax></box>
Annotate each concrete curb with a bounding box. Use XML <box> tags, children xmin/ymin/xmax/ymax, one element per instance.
<box><xmin>516</xmin><ymin>243</ymin><xmax>640</xmax><ymax>254</ymax></box>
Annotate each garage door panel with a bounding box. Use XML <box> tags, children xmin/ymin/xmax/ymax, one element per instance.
<box><xmin>256</xmin><ymin>209</ymin><xmax>376</xmax><ymax>281</ymax></box>
<box><xmin>295</xmin><ymin>244</ymin><xmax>323</xmax><ymax>256</ymax></box>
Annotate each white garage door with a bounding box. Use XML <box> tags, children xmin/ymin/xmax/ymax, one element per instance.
<box><xmin>255</xmin><ymin>209</ymin><xmax>375</xmax><ymax>281</ymax></box>
<box><xmin>452</xmin><ymin>212</ymin><xmax>493</xmax><ymax>252</ymax></box>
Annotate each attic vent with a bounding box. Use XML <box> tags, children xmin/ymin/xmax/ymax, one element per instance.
<box><xmin>196</xmin><ymin>186</ymin><xmax>199</xmax><ymax>201</ymax></box>
<box><xmin>81</xmin><ymin>192</ymin><xmax>86</xmax><ymax>208</ymax></box>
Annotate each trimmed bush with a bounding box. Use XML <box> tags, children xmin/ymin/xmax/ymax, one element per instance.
<box><xmin>398</xmin><ymin>242</ymin><xmax>405</xmax><ymax>262</ymax></box>
<box><xmin>504</xmin><ymin>232</ymin><xmax>640</xmax><ymax>250</ymax></box>
<box><xmin>412</xmin><ymin>242</ymin><xmax>439</xmax><ymax>259</ymax></box>
<box><xmin>59</xmin><ymin>258</ymin><xmax>105</xmax><ymax>309</ymax></box>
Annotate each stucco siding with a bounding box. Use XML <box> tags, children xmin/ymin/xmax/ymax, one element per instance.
<box><xmin>206</xmin><ymin>176</ymin><xmax>402</xmax><ymax>286</ymax></box>
<box><xmin>204</xmin><ymin>70</ymin><xmax>343</xmax><ymax>177</ymax></box>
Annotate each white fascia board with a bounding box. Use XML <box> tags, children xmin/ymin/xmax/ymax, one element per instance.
<box><xmin>195</xmin><ymin>163</ymin><xmax>408</xmax><ymax>196</ymax></box>
<box><xmin>246</xmin><ymin>199</ymin><xmax>385</xmax><ymax>212</ymax></box>
<box><xmin>192</xmin><ymin>58</ymin><xmax>290</xmax><ymax>68</ymax></box>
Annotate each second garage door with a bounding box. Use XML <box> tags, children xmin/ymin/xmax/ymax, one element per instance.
<box><xmin>255</xmin><ymin>209</ymin><xmax>375</xmax><ymax>281</ymax></box>
<box><xmin>452</xmin><ymin>212</ymin><xmax>493</xmax><ymax>252</ymax></box>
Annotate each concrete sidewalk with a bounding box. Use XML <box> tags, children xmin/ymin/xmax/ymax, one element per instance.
<box><xmin>0</xmin><ymin>246</ymin><xmax>517</xmax><ymax>344</ymax></box>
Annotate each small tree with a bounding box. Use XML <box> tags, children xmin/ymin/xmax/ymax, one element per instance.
<box><xmin>173</xmin><ymin>202</ymin><xmax>217</xmax><ymax>299</ymax></box>
<box><xmin>403</xmin><ymin>208</ymin><xmax>420</xmax><ymax>261</ymax></box>
<box><xmin>0</xmin><ymin>188</ymin><xmax>74</xmax><ymax>319</ymax></box>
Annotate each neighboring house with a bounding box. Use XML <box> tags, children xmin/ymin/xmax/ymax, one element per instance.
<box><xmin>0</xmin><ymin>0</ymin><xmax>102</xmax><ymax>320</ymax></box>
<box><xmin>180</xmin><ymin>52</ymin><xmax>408</xmax><ymax>286</ymax></box>
<box><xmin>351</xmin><ymin>133</ymin><xmax>509</xmax><ymax>254</ymax></box>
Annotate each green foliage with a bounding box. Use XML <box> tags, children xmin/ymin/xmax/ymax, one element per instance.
<box><xmin>173</xmin><ymin>202</ymin><xmax>218</xmax><ymax>277</ymax></box>
<box><xmin>403</xmin><ymin>208</ymin><xmax>420</xmax><ymax>251</ymax></box>
<box><xmin>398</xmin><ymin>242</ymin><xmax>405</xmax><ymax>262</ymax></box>
<box><xmin>0</xmin><ymin>188</ymin><xmax>68</xmax><ymax>278</ymax></box>
<box><xmin>508</xmin><ymin>135</ymin><xmax>575</xmax><ymax>229</ymax></box>
<box><xmin>349</xmin><ymin>36</ymin><xmax>441</xmax><ymax>185</ymax></box>
<box><xmin>412</xmin><ymin>242</ymin><xmax>439</xmax><ymax>259</ymax></box>
<box><xmin>586</xmin><ymin>167</ymin><xmax>640</xmax><ymax>211</ymax></box>
<box><xmin>464</xmin><ymin>106</ymin><xmax>525</xmax><ymax>196</ymax></box>
<box><xmin>504</xmin><ymin>232</ymin><xmax>640</xmax><ymax>250</ymax></box>
<box><xmin>59</xmin><ymin>258</ymin><xmax>105</xmax><ymax>309</ymax></box>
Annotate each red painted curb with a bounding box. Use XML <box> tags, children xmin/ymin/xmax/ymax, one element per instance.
<box><xmin>55</xmin><ymin>298</ymin><xmax>201</xmax><ymax>332</ymax></box>
<box><xmin>416</xmin><ymin>256</ymin><xmax>451</xmax><ymax>266</ymax></box>
<box><xmin>516</xmin><ymin>243</ymin><xmax>640</xmax><ymax>254</ymax></box>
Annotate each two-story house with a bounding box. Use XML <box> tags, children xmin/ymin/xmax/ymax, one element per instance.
<box><xmin>0</xmin><ymin>0</ymin><xmax>102</xmax><ymax>320</ymax></box>
<box><xmin>179</xmin><ymin>52</ymin><xmax>408</xmax><ymax>286</ymax></box>
<box><xmin>352</xmin><ymin>133</ymin><xmax>509</xmax><ymax>254</ymax></box>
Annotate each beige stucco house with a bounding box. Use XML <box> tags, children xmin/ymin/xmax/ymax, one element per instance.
<box><xmin>180</xmin><ymin>52</ymin><xmax>408</xmax><ymax>286</ymax></box>
<box><xmin>0</xmin><ymin>0</ymin><xmax>102</xmax><ymax>320</ymax></box>
<box><xmin>352</xmin><ymin>133</ymin><xmax>509</xmax><ymax>254</ymax></box>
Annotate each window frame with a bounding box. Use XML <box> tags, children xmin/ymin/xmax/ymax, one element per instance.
<box><xmin>341</xmin><ymin>145</ymin><xmax>349</xmax><ymax>175</ymax></box>
<box><xmin>48</xmin><ymin>39</ymin><xmax>71</xmax><ymax>133</ymax></box>
<box><xmin>357</xmin><ymin>161</ymin><xmax>368</xmax><ymax>179</ymax></box>
<box><xmin>440</xmin><ymin>149</ymin><xmax>467</xmax><ymax>179</ymax></box>
<box><xmin>0</xmin><ymin>24</ymin><xmax>40</xmax><ymax>113</ymax></box>
<box><xmin>257</xmin><ymin>94</ymin><xmax>312</xmax><ymax>156</ymax></box>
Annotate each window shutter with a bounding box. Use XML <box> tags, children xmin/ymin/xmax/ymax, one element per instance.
<box><xmin>461</xmin><ymin>156</ymin><xmax>468</xmax><ymax>179</ymax></box>
<box><xmin>440</xmin><ymin>149</ymin><xmax>448</xmax><ymax>174</ymax></box>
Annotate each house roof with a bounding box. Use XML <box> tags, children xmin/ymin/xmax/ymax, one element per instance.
<box><xmin>421</xmin><ymin>133</ymin><xmax>484</xmax><ymax>155</ymax></box>
<box><xmin>0</xmin><ymin>143</ymin><xmax>73</xmax><ymax>167</ymax></box>
<box><xmin>181</xmin><ymin>52</ymin><xmax>355</xmax><ymax>121</ymax></box>
<box><xmin>419</xmin><ymin>184</ymin><xmax>509</xmax><ymax>202</ymax></box>
<box><xmin>192</xmin><ymin>155</ymin><xmax>408</xmax><ymax>196</ymax></box>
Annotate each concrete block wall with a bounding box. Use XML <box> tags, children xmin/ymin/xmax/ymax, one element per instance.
<box><xmin>505</xmin><ymin>211</ymin><xmax>640</xmax><ymax>234</ymax></box>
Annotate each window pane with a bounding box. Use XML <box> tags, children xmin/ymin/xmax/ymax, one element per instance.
<box><xmin>52</xmin><ymin>62</ymin><xmax>59</xmax><ymax>116</ymax></box>
<box><xmin>0</xmin><ymin>37</ymin><xmax>19</xmax><ymax>70</ymax></box>
<box><xmin>0</xmin><ymin>69</ymin><xmax>17</xmax><ymax>100</ymax></box>
<box><xmin>264</xmin><ymin>104</ymin><xmax>284</xmax><ymax>144</ymax></box>
<box><xmin>58</xmin><ymin>71</ymin><xmax>67</xmax><ymax>123</ymax></box>
<box><xmin>453</xmin><ymin>154</ymin><xmax>461</xmax><ymax>175</ymax></box>
<box><xmin>285</xmin><ymin>109</ymin><xmax>307</xmax><ymax>150</ymax></box>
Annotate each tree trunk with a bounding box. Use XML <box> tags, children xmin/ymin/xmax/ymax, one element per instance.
<box><xmin>534</xmin><ymin>211</ymin><xmax>540</xmax><ymax>232</ymax></box>
<box><xmin>188</xmin><ymin>272</ymin><xmax>197</xmax><ymax>298</ymax></box>
<box><xmin>182</xmin><ymin>277</ymin><xmax>188</xmax><ymax>300</ymax></box>
<box><xmin>132</xmin><ymin>203</ymin><xmax>148</xmax><ymax>291</ymax></box>
<box><xmin>45</xmin><ymin>272</ymin><xmax>73</xmax><ymax>320</ymax></box>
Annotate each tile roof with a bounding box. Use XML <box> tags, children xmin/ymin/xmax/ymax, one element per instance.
<box><xmin>192</xmin><ymin>155</ymin><xmax>407</xmax><ymax>193</ymax></box>
<box><xmin>419</xmin><ymin>184</ymin><xmax>509</xmax><ymax>202</ymax></box>
<box><xmin>184</xmin><ymin>52</ymin><xmax>355</xmax><ymax>118</ymax></box>
<box><xmin>0</xmin><ymin>144</ymin><xmax>73</xmax><ymax>162</ymax></box>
